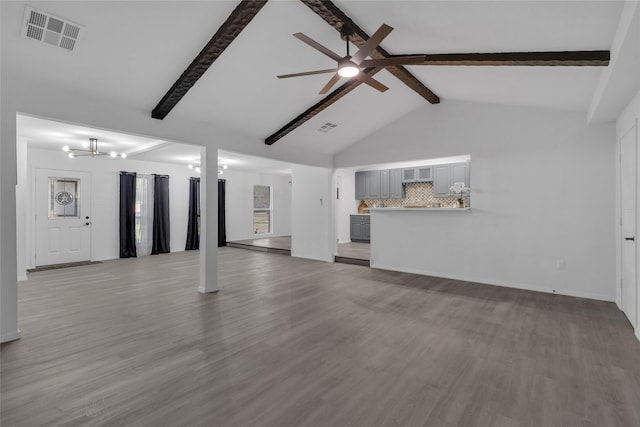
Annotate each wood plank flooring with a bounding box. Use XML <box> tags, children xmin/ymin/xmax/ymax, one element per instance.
<box><xmin>227</xmin><ymin>236</ymin><xmax>292</xmax><ymax>255</ymax></box>
<box><xmin>335</xmin><ymin>242</ymin><xmax>371</xmax><ymax>266</ymax></box>
<box><xmin>2</xmin><ymin>248</ymin><xmax>640</xmax><ymax>426</ymax></box>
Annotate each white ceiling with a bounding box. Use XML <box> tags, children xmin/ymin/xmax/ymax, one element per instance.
<box><xmin>17</xmin><ymin>114</ymin><xmax>296</xmax><ymax>175</ymax></box>
<box><xmin>2</xmin><ymin>1</ymin><xmax>626</xmax><ymax>157</ymax></box>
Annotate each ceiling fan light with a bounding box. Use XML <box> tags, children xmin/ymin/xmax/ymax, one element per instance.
<box><xmin>338</xmin><ymin>65</ymin><xmax>359</xmax><ymax>78</ymax></box>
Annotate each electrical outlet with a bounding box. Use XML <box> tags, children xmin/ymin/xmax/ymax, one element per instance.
<box><xmin>556</xmin><ymin>259</ymin><xmax>566</xmax><ymax>271</ymax></box>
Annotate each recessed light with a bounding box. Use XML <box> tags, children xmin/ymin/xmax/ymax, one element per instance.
<box><xmin>62</xmin><ymin>145</ymin><xmax>70</xmax><ymax>152</ymax></box>
<box><xmin>223</xmin><ymin>164</ymin><xmax>228</xmax><ymax>169</ymax></box>
<box><xmin>188</xmin><ymin>164</ymin><xmax>193</xmax><ymax>169</ymax></box>
<box><xmin>110</xmin><ymin>151</ymin><xmax>117</xmax><ymax>158</ymax></box>
<box><xmin>121</xmin><ymin>153</ymin><xmax>127</xmax><ymax>159</ymax></box>
<box><xmin>68</xmin><ymin>153</ymin><xmax>75</xmax><ymax>159</ymax></box>
<box><xmin>82</xmin><ymin>140</ymin><xmax>90</xmax><ymax>148</ymax></box>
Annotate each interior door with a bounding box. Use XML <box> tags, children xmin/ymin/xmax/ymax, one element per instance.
<box><xmin>620</xmin><ymin>124</ymin><xmax>637</xmax><ymax>328</ymax></box>
<box><xmin>35</xmin><ymin>169</ymin><xmax>92</xmax><ymax>267</ymax></box>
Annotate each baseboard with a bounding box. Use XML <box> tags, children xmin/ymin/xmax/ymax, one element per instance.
<box><xmin>1</xmin><ymin>329</ymin><xmax>21</xmax><ymax>343</ymax></box>
<box><xmin>370</xmin><ymin>263</ymin><xmax>614</xmax><ymax>302</ymax></box>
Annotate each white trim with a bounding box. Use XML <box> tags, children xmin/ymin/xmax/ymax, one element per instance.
<box><xmin>1</xmin><ymin>330</ymin><xmax>22</xmax><ymax>343</ymax></box>
<box><xmin>370</xmin><ymin>263</ymin><xmax>615</xmax><ymax>302</ymax></box>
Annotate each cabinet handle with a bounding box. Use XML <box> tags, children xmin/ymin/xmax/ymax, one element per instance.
<box><xmin>625</xmin><ymin>236</ymin><xmax>635</xmax><ymax>241</ymax></box>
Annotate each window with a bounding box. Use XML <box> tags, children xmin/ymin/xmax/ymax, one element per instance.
<box><xmin>253</xmin><ymin>185</ymin><xmax>271</xmax><ymax>235</ymax></box>
<box><xmin>48</xmin><ymin>177</ymin><xmax>80</xmax><ymax>218</ymax></box>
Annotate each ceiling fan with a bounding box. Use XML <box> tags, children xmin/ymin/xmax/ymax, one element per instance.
<box><xmin>278</xmin><ymin>23</ymin><xmax>425</xmax><ymax>94</ymax></box>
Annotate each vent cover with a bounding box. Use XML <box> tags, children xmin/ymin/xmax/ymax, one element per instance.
<box><xmin>23</xmin><ymin>7</ymin><xmax>83</xmax><ymax>52</ymax></box>
<box><xmin>317</xmin><ymin>122</ymin><xmax>338</xmax><ymax>133</ymax></box>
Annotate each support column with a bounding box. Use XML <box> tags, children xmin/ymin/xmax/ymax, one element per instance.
<box><xmin>198</xmin><ymin>146</ymin><xmax>219</xmax><ymax>293</ymax></box>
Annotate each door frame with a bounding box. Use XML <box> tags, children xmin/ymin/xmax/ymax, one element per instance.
<box><xmin>618</xmin><ymin>119</ymin><xmax>639</xmax><ymax>329</ymax></box>
<box><xmin>31</xmin><ymin>168</ymin><xmax>93</xmax><ymax>268</ymax></box>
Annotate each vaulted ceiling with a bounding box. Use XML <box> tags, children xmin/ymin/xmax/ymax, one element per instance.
<box><xmin>1</xmin><ymin>1</ymin><xmax>627</xmax><ymax>156</ymax></box>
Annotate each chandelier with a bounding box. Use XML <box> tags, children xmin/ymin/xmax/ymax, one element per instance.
<box><xmin>62</xmin><ymin>138</ymin><xmax>127</xmax><ymax>159</ymax></box>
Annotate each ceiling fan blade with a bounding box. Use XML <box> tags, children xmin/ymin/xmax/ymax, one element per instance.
<box><xmin>350</xmin><ymin>24</ymin><xmax>393</xmax><ymax>65</ymax></box>
<box><xmin>359</xmin><ymin>55</ymin><xmax>427</xmax><ymax>68</ymax></box>
<box><xmin>319</xmin><ymin>74</ymin><xmax>342</xmax><ymax>94</ymax></box>
<box><xmin>416</xmin><ymin>51</ymin><xmax>610</xmax><ymax>66</ymax></box>
<box><xmin>278</xmin><ymin>68</ymin><xmax>338</xmax><ymax>79</ymax></box>
<box><xmin>293</xmin><ymin>33</ymin><xmax>342</xmax><ymax>62</ymax></box>
<box><xmin>355</xmin><ymin>73</ymin><xmax>389</xmax><ymax>93</ymax></box>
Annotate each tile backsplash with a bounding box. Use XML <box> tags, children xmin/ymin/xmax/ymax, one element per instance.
<box><xmin>363</xmin><ymin>182</ymin><xmax>463</xmax><ymax>208</ymax></box>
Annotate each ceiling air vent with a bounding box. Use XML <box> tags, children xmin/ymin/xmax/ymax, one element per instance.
<box><xmin>23</xmin><ymin>7</ymin><xmax>83</xmax><ymax>52</ymax></box>
<box><xmin>317</xmin><ymin>122</ymin><xmax>338</xmax><ymax>133</ymax></box>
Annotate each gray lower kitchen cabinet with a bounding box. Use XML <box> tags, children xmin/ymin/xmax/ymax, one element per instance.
<box><xmin>433</xmin><ymin>162</ymin><xmax>470</xmax><ymax>198</ymax></box>
<box><xmin>380</xmin><ymin>170</ymin><xmax>390</xmax><ymax>198</ymax></box>
<box><xmin>350</xmin><ymin>215</ymin><xmax>371</xmax><ymax>242</ymax></box>
<box><xmin>389</xmin><ymin>168</ymin><xmax>404</xmax><ymax>198</ymax></box>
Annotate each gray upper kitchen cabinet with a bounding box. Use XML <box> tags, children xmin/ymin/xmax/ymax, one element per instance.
<box><xmin>401</xmin><ymin>168</ymin><xmax>417</xmax><ymax>183</ymax></box>
<box><xmin>389</xmin><ymin>168</ymin><xmax>404</xmax><ymax>198</ymax></box>
<box><xmin>367</xmin><ymin>170</ymin><xmax>381</xmax><ymax>198</ymax></box>
<box><xmin>380</xmin><ymin>170</ymin><xmax>390</xmax><ymax>198</ymax></box>
<box><xmin>417</xmin><ymin>166</ymin><xmax>432</xmax><ymax>181</ymax></box>
<box><xmin>451</xmin><ymin>162</ymin><xmax>469</xmax><ymax>186</ymax></box>
<box><xmin>402</xmin><ymin>166</ymin><xmax>432</xmax><ymax>183</ymax></box>
<box><xmin>433</xmin><ymin>162</ymin><xmax>470</xmax><ymax>198</ymax></box>
<box><xmin>355</xmin><ymin>171</ymin><xmax>367</xmax><ymax>199</ymax></box>
<box><xmin>433</xmin><ymin>165</ymin><xmax>452</xmax><ymax>197</ymax></box>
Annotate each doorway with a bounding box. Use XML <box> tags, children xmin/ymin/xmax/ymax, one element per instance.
<box><xmin>620</xmin><ymin>122</ymin><xmax>637</xmax><ymax>328</ymax></box>
<box><xmin>34</xmin><ymin>169</ymin><xmax>92</xmax><ymax>267</ymax></box>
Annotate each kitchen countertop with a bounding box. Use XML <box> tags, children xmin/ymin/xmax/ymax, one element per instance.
<box><xmin>368</xmin><ymin>207</ymin><xmax>471</xmax><ymax>212</ymax></box>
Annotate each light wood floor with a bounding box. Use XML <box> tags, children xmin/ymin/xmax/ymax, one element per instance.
<box><xmin>2</xmin><ymin>248</ymin><xmax>640</xmax><ymax>426</ymax></box>
<box><xmin>336</xmin><ymin>242</ymin><xmax>371</xmax><ymax>260</ymax></box>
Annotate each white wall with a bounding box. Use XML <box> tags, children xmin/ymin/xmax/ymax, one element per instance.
<box><xmin>223</xmin><ymin>169</ymin><xmax>291</xmax><ymax>241</ymax></box>
<box><xmin>336</xmin><ymin>100</ymin><xmax>616</xmax><ymax>301</ymax></box>
<box><xmin>22</xmin><ymin>147</ymin><xmax>195</xmax><ymax>272</ymax></box>
<box><xmin>291</xmin><ymin>165</ymin><xmax>334</xmax><ymax>262</ymax></box>
<box><xmin>334</xmin><ymin>169</ymin><xmax>357</xmax><ymax>244</ymax></box>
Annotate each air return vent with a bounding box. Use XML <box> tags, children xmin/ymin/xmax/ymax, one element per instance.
<box><xmin>23</xmin><ymin>7</ymin><xmax>83</xmax><ymax>52</ymax></box>
<box><xmin>317</xmin><ymin>122</ymin><xmax>338</xmax><ymax>133</ymax></box>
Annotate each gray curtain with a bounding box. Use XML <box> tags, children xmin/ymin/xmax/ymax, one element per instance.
<box><xmin>151</xmin><ymin>174</ymin><xmax>170</xmax><ymax>255</ymax></box>
<box><xmin>185</xmin><ymin>177</ymin><xmax>200</xmax><ymax>250</ymax></box>
<box><xmin>119</xmin><ymin>171</ymin><xmax>137</xmax><ymax>258</ymax></box>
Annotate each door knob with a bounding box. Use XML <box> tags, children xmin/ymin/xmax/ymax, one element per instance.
<box><xmin>85</xmin><ymin>222</ymin><xmax>90</xmax><ymax>226</ymax></box>
<box><xmin>85</xmin><ymin>216</ymin><xmax>90</xmax><ymax>219</ymax></box>
<box><xmin>625</xmin><ymin>236</ymin><xmax>635</xmax><ymax>241</ymax></box>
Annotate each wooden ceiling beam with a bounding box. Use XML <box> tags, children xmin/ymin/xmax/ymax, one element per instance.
<box><xmin>152</xmin><ymin>0</ymin><xmax>268</xmax><ymax>120</ymax></box>
<box><xmin>411</xmin><ymin>50</ymin><xmax>611</xmax><ymax>66</ymax></box>
<box><xmin>265</xmin><ymin>67</ymin><xmax>383</xmax><ymax>145</ymax></box>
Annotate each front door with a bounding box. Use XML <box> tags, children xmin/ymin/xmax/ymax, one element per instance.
<box><xmin>35</xmin><ymin>169</ymin><xmax>92</xmax><ymax>267</ymax></box>
<box><xmin>620</xmin><ymin>124</ymin><xmax>637</xmax><ymax>328</ymax></box>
